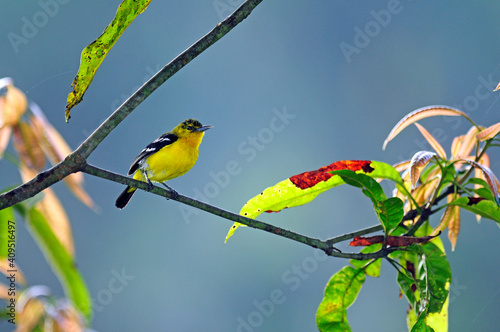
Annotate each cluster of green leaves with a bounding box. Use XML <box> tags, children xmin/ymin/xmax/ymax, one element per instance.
<box><xmin>227</xmin><ymin>106</ymin><xmax>500</xmax><ymax>331</ymax></box>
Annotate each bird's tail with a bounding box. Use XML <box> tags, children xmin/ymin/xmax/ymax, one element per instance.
<box><xmin>115</xmin><ymin>186</ymin><xmax>137</xmax><ymax>209</ymax></box>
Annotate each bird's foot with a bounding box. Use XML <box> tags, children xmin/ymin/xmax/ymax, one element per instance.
<box><xmin>147</xmin><ymin>179</ymin><xmax>154</xmax><ymax>191</ymax></box>
<box><xmin>161</xmin><ymin>183</ymin><xmax>178</xmax><ymax>199</ymax></box>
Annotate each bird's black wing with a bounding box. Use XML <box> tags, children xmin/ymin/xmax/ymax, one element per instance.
<box><xmin>128</xmin><ymin>133</ymin><xmax>178</xmax><ymax>175</ymax></box>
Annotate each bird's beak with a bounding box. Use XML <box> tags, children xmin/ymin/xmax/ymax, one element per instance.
<box><xmin>196</xmin><ymin>125</ymin><xmax>213</xmax><ymax>132</ymax></box>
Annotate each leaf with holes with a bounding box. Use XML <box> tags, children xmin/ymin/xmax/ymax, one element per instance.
<box><xmin>65</xmin><ymin>0</ymin><xmax>152</xmax><ymax>121</ymax></box>
<box><xmin>447</xmin><ymin>196</ymin><xmax>500</xmax><ymax>223</ymax></box>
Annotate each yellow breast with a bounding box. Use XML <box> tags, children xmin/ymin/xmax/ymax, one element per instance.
<box><xmin>134</xmin><ymin>132</ymin><xmax>205</xmax><ymax>183</ymax></box>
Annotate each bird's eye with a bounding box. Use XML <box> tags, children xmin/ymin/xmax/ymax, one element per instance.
<box><xmin>186</xmin><ymin>126</ymin><xmax>193</xmax><ymax>131</ymax></box>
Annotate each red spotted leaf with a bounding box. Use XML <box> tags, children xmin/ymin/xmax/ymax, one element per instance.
<box><xmin>289</xmin><ymin>160</ymin><xmax>375</xmax><ymax>189</ymax></box>
<box><xmin>225</xmin><ymin>160</ymin><xmax>403</xmax><ymax>242</ymax></box>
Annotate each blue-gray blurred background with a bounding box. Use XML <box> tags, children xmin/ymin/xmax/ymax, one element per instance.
<box><xmin>1</xmin><ymin>1</ymin><xmax>500</xmax><ymax>331</ymax></box>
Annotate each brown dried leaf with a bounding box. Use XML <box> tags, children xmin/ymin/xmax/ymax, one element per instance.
<box><xmin>450</xmin><ymin>135</ymin><xmax>463</xmax><ymax>158</ymax></box>
<box><xmin>456</xmin><ymin>126</ymin><xmax>480</xmax><ymax>159</ymax></box>
<box><xmin>409</xmin><ymin>151</ymin><xmax>437</xmax><ymax>189</ymax></box>
<box><xmin>19</xmin><ymin>165</ymin><xmax>75</xmax><ymax>256</ymax></box>
<box><xmin>29</xmin><ymin>111</ymin><xmax>93</xmax><ymax>208</ymax></box>
<box><xmin>0</xmin><ymin>258</ymin><xmax>26</xmax><ymax>285</ymax></box>
<box><xmin>50</xmin><ymin>303</ymin><xmax>85</xmax><ymax>332</ymax></box>
<box><xmin>0</xmin><ymin>125</ymin><xmax>12</xmax><ymax>158</ymax></box>
<box><xmin>414</xmin><ymin>123</ymin><xmax>447</xmax><ymax>159</ymax></box>
<box><xmin>28</xmin><ymin>116</ymin><xmax>62</xmax><ymax>165</ymax></box>
<box><xmin>431</xmin><ymin>193</ymin><xmax>458</xmax><ymax>236</ymax></box>
<box><xmin>28</xmin><ymin>111</ymin><xmax>74</xmax><ymax>168</ymax></box>
<box><xmin>17</xmin><ymin>287</ymin><xmax>49</xmax><ymax>332</ymax></box>
<box><xmin>0</xmin><ymin>283</ymin><xmax>8</xmax><ymax>300</ymax></box>
<box><xmin>17</xmin><ymin>299</ymin><xmax>45</xmax><ymax>332</ymax></box>
<box><xmin>63</xmin><ymin>174</ymin><xmax>95</xmax><ymax>209</ymax></box>
<box><xmin>383</xmin><ymin>105</ymin><xmax>469</xmax><ymax>150</ymax></box>
<box><xmin>476</xmin><ymin>122</ymin><xmax>500</xmax><ymax>141</ymax></box>
<box><xmin>12</xmin><ymin>122</ymin><xmax>46</xmax><ymax>170</ymax></box>
<box><xmin>393</xmin><ymin>160</ymin><xmax>411</xmax><ymax>173</ymax></box>
<box><xmin>447</xmin><ymin>204</ymin><xmax>461</xmax><ymax>251</ymax></box>
<box><xmin>0</xmin><ymin>85</ymin><xmax>27</xmax><ymax>127</ymax></box>
<box><xmin>413</xmin><ymin>176</ymin><xmax>440</xmax><ymax>206</ymax></box>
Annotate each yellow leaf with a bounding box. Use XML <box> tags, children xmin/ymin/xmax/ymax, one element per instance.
<box><xmin>383</xmin><ymin>105</ymin><xmax>470</xmax><ymax>150</ymax></box>
<box><xmin>426</xmin><ymin>285</ymin><xmax>450</xmax><ymax>331</ymax></box>
<box><xmin>226</xmin><ymin>161</ymin><xmax>403</xmax><ymax>242</ymax></box>
<box><xmin>414</xmin><ymin>123</ymin><xmax>447</xmax><ymax>159</ymax></box>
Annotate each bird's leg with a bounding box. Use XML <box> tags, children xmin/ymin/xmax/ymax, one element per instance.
<box><xmin>161</xmin><ymin>182</ymin><xmax>178</xmax><ymax>199</ymax></box>
<box><xmin>144</xmin><ymin>172</ymin><xmax>154</xmax><ymax>191</ymax></box>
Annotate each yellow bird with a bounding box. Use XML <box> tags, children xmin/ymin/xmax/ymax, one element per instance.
<box><xmin>115</xmin><ymin>119</ymin><xmax>212</xmax><ymax>209</ymax></box>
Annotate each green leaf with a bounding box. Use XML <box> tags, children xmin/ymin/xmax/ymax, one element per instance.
<box><xmin>466</xmin><ymin>177</ymin><xmax>495</xmax><ymax>201</ymax></box>
<box><xmin>395</xmin><ymin>240</ymin><xmax>450</xmax><ymax>332</ymax></box>
<box><xmin>316</xmin><ymin>266</ymin><xmax>365</xmax><ymax>332</ymax></box>
<box><xmin>65</xmin><ymin>0</ymin><xmax>152</xmax><ymax>121</ymax></box>
<box><xmin>350</xmin><ymin>243</ymin><xmax>382</xmax><ymax>277</ymax></box>
<box><xmin>0</xmin><ymin>207</ymin><xmax>15</xmax><ymax>259</ymax></box>
<box><xmin>333</xmin><ymin>170</ymin><xmax>404</xmax><ymax>233</ymax></box>
<box><xmin>411</xmin><ymin>315</ymin><xmax>435</xmax><ymax>332</ymax></box>
<box><xmin>379</xmin><ymin>197</ymin><xmax>404</xmax><ymax>233</ymax></box>
<box><xmin>421</xmin><ymin>242</ymin><xmax>451</xmax><ymax>314</ymax></box>
<box><xmin>448</xmin><ymin>196</ymin><xmax>500</xmax><ymax>223</ymax></box>
<box><xmin>26</xmin><ymin>208</ymin><xmax>92</xmax><ymax>320</ymax></box>
<box><xmin>331</xmin><ymin>170</ymin><xmax>387</xmax><ymax>205</ymax></box>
